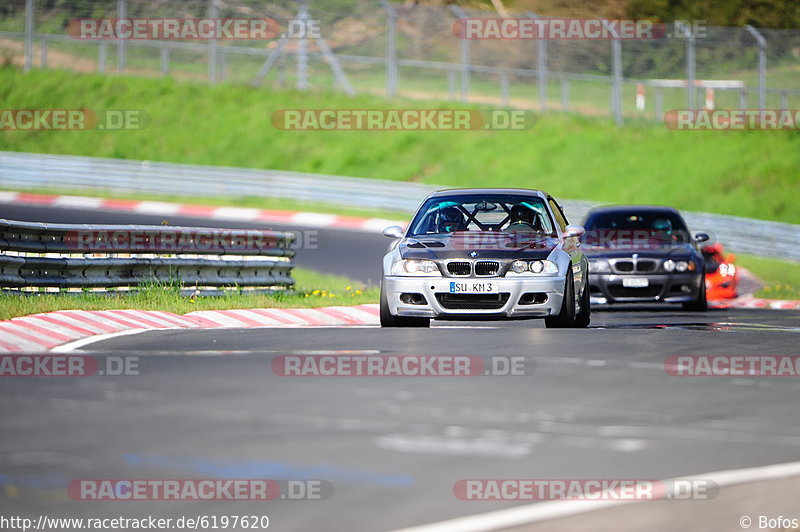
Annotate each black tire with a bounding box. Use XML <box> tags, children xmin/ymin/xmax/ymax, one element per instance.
<box><xmin>682</xmin><ymin>275</ymin><xmax>708</xmax><ymax>311</ymax></box>
<box><xmin>574</xmin><ymin>273</ymin><xmax>591</xmax><ymax>328</ymax></box>
<box><xmin>545</xmin><ymin>270</ymin><xmax>577</xmax><ymax>328</ymax></box>
<box><xmin>380</xmin><ymin>282</ymin><xmax>431</xmax><ymax>328</ymax></box>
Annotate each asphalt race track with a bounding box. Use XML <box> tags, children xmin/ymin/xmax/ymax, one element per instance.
<box><xmin>2</xmin><ymin>205</ymin><xmax>800</xmax><ymax>531</ymax></box>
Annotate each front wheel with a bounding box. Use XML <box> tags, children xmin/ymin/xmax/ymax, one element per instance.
<box><xmin>574</xmin><ymin>273</ymin><xmax>591</xmax><ymax>328</ymax></box>
<box><xmin>545</xmin><ymin>270</ymin><xmax>577</xmax><ymax>328</ymax></box>
<box><xmin>380</xmin><ymin>282</ymin><xmax>430</xmax><ymax>328</ymax></box>
<box><xmin>682</xmin><ymin>275</ymin><xmax>708</xmax><ymax>311</ymax></box>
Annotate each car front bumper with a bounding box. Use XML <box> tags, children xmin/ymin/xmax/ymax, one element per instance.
<box><xmin>589</xmin><ymin>273</ymin><xmax>703</xmax><ymax>304</ymax></box>
<box><xmin>383</xmin><ymin>275</ymin><xmax>566</xmax><ymax>319</ymax></box>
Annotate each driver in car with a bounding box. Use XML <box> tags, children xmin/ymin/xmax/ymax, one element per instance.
<box><xmin>505</xmin><ymin>204</ymin><xmax>541</xmax><ymax>233</ymax></box>
<box><xmin>437</xmin><ymin>206</ymin><xmax>467</xmax><ymax>233</ymax></box>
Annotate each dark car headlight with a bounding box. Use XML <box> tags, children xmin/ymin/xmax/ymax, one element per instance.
<box><xmin>588</xmin><ymin>260</ymin><xmax>611</xmax><ymax>273</ymax></box>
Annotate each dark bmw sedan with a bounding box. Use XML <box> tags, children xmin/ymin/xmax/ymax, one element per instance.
<box><xmin>580</xmin><ymin>206</ymin><xmax>709</xmax><ymax>310</ymax></box>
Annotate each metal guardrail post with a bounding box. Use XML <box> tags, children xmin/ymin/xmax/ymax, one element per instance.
<box><xmin>561</xmin><ymin>79</ymin><xmax>569</xmax><ymax>112</ymax></box>
<box><xmin>745</xmin><ymin>25</ymin><xmax>767</xmax><ymax>110</ymax></box>
<box><xmin>381</xmin><ymin>1</ymin><xmax>398</xmax><ymax>99</ymax></box>
<box><xmin>450</xmin><ymin>5</ymin><xmax>470</xmax><ymax>103</ymax></box>
<box><xmin>24</xmin><ymin>0</ymin><xmax>33</xmax><ymax>71</ymax></box>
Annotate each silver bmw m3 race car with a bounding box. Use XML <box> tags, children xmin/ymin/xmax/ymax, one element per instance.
<box><xmin>380</xmin><ymin>188</ymin><xmax>590</xmax><ymax>328</ymax></box>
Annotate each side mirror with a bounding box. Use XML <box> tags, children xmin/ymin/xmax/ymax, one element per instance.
<box><xmin>564</xmin><ymin>224</ymin><xmax>585</xmax><ymax>238</ymax></box>
<box><xmin>694</xmin><ymin>232</ymin><xmax>710</xmax><ymax>243</ymax></box>
<box><xmin>383</xmin><ymin>225</ymin><xmax>404</xmax><ymax>239</ymax></box>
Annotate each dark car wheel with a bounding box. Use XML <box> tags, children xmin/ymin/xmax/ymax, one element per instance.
<box><xmin>380</xmin><ymin>283</ymin><xmax>431</xmax><ymax>328</ymax></box>
<box><xmin>682</xmin><ymin>275</ymin><xmax>708</xmax><ymax>311</ymax></box>
<box><xmin>574</xmin><ymin>273</ymin><xmax>591</xmax><ymax>328</ymax></box>
<box><xmin>545</xmin><ymin>270</ymin><xmax>577</xmax><ymax>328</ymax></box>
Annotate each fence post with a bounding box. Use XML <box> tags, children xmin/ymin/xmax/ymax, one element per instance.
<box><xmin>603</xmin><ymin>19</ymin><xmax>623</xmax><ymax>125</ymax></box>
<box><xmin>745</xmin><ymin>25</ymin><xmax>767</xmax><ymax>110</ymax></box>
<box><xmin>381</xmin><ymin>1</ymin><xmax>398</xmax><ymax>98</ymax></box>
<box><xmin>676</xmin><ymin>22</ymin><xmax>695</xmax><ymax>109</ymax></box>
<box><xmin>528</xmin><ymin>12</ymin><xmax>547</xmax><ymax>111</ymax></box>
<box><xmin>117</xmin><ymin>0</ymin><xmax>126</xmax><ymax>73</ymax></box>
<box><xmin>98</xmin><ymin>42</ymin><xmax>107</xmax><ymax>73</ymax></box>
<box><xmin>739</xmin><ymin>89</ymin><xmax>747</xmax><ymax>109</ymax></box>
<box><xmin>450</xmin><ymin>6</ymin><xmax>470</xmax><ymax>103</ymax></box>
<box><xmin>500</xmin><ymin>72</ymin><xmax>509</xmax><ymax>106</ymax></box>
<box><xmin>209</xmin><ymin>0</ymin><xmax>218</xmax><ymax>84</ymax></box>
<box><xmin>40</xmin><ymin>38</ymin><xmax>47</xmax><ymax>69</ymax></box>
<box><xmin>561</xmin><ymin>79</ymin><xmax>569</xmax><ymax>111</ymax></box>
<box><xmin>24</xmin><ymin>0</ymin><xmax>33</xmax><ymax>71</ymax></box>
<box><xmin>654</xmin><ymin>87</ymin><xmax>663</xmax><ymax>120</ymax></box>
<box><xmin>160</xmin><ymin>44</ymin><xmax>170</xmax><ymax>77</ymax></box>
<box><xmin>296</xmin><ymin>3</ymin><xmax>309</xmax><ymax>90</ymax></box>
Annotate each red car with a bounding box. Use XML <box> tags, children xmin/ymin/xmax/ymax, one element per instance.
<box><xmin>702</xmin><ymin>243</ymin><xmax>738</xmax><ymax>299</ymax></box>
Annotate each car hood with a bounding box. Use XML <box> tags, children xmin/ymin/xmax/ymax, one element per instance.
<box><xmin>399</xmin><ymin>232</ymin><xmax>559</xmax><ymax>261</ymax></box>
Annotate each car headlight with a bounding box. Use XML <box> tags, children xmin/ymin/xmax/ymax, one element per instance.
<box><xmin>663</xmin><ymin>259</ymin><xmax>676</xmax><ymax>272</ymax></box>
<box><xmin>719</xmin><ymin>263</ymin><xmax>736</xmax><ymax>277</ymax></box>
<box><xmin>391</xmin><ymin>259</ymin><xmax>440</xmax><ymax>276</ymax></box>
<box><xmin>588</xmin><ymin>260</ymin><xmax>611</xmax><ymax>273</ymax></box>
<box><xmin>675</xmin><ymin>261</ymin><xmax>689</xmax><ymax>272</ymax></box>
<box><xmin>508</xmin><ymin>260</ymin><xmax>558</xmax><ymax>275</ymax></box>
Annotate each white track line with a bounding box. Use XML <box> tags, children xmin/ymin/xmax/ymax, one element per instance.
<box><xmin>390</xmin><ymin>460</ymin><xmax>800</xmax><ymax>532</ymax></box>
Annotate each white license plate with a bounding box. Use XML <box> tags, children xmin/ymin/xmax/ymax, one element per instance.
<box><xmin>622</xmin><ymin>277</ymin><xmax>649</xmax><ymax>288</ymax></box>
<box><xmin>448</xmin><ymin>281</ymin><xmax>500</xmax><ymax>294</ymax></box>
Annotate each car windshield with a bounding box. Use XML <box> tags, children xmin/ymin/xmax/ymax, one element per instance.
<box><xmin>407</xmin><ymin>194</ymin><xmax>556</xmax><ymax>237</ymax></box>
<box><xmin>582</xmin><ymin>210</ymin><xmax>690</xmax><ymax>244</ymax></box>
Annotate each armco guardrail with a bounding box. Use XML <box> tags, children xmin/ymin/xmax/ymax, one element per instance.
<box><xmin>1</xmin><ymin>151</ymin><xmax>798</xmax><ymax>261</ymax></box>
<box><xmin>0</xmin><ymin>218</ymin><xmax>295</xmax><ymax>295</ymax></box>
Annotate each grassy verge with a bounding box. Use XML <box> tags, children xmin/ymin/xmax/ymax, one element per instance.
<box><xmin>0</xmin><ymin>268</ymin><xmax>379</xmax><ymax>321</ymax></box>
<box><xmin>1</xmin><ymin>68</ymin><xmax>799</xmax><ymax>224</ymax></box>
<box><xmin>737</xmin><ymin>254</ymin><xmax>800</xmax><ymax>300</ymax></box>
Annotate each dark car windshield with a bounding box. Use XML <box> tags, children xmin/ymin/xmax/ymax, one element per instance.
<box><xmin>407</xmin><ymin>194</ymin><xmax>556</xmax><ymax>237</ymax></box>
<box><xmin>582</xmin><ymin>210</ymin><xmax>691</xmax><ymax>245</ymax></box>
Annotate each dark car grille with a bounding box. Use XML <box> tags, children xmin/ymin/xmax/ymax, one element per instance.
<box><xmin>474</xmin><ymin>261</ymin><xmax>500</xmax><ymax>276</ymax></box>
<box><xmin>608</xmin><ymin>284</ymin><xmax>663</xmax><ymax>298</ymax></box>
<box><xmin>446</xmin><ymin>262</ymin><xmax>472</xmax><ymax>276</ymax></box>
<box><xmin>436</xmin><ymin>293</ymin><xmax>510</xmax><ymax>310</ymax></box>
<box><xmin>615</xmin><ymin>261</ymin><xmax>634</xmax><ymax>272</ymax></box>
<box><xmin>612</xmin><ymin>259</ymin><xmax>659</xmax><ymax>273</ymax></box>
